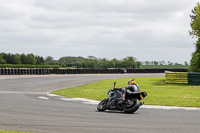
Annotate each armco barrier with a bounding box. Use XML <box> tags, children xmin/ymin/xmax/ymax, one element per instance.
<box><xmin>165</xmin><ymin>72</ymin><xmax>200</xmax><ymax>85</ymax></box>
<box><xmin>0</xmin><ymin>68</ymin><xmax>188</xmax><ymax>75</ymax></box>
<box><xmin>165</xmin><ymin>72</ymin><xmax>188</xmax><ymax>84</ymax></box>
<box><xmin>188</xmin><ymin>73</ymin><xmax>200</xmax><ymax>85</ymax></box>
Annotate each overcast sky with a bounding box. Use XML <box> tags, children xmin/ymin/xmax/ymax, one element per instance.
<box><xmin>0</xmin><ymin>0</ymin><xmax>199</xmax><ymax>63</ymax></box>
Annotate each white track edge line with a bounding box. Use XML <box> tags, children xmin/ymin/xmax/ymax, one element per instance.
<box><xmin>47</xmin><ymin>94</ymin><xmax>200</xmax><ymax>111</ymax></box>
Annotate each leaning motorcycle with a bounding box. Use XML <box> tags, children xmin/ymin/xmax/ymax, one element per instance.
<box><xmin>97</xmin><ymin>82</ymin><xmax>147</xmax><ymax>113</ymax></box>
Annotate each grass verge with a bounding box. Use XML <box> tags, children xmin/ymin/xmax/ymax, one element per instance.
<box><xmin>51</xmin><ymin>77</ymin><xmax>200</xmax><ymax>107</ymax></box>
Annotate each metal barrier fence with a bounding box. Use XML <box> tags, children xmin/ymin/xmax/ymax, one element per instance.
<box><xmin>0</xmin><ymin>68</ymin><xmax>188</xmax><ymax>75</ymax></box>
<box><xmin>165</xmin><ymin>72</ymin><xmax>200</xmax><ymax>85</ymax></box>
<box><xmin>165</xmin><ymin>72</ymin><xmax>188</xmax><ymax>84</ymax></box>
<box><xmin>188</xmin><ymin>72</ymin><xmax>200</xmax><ymax>85</ymax></box>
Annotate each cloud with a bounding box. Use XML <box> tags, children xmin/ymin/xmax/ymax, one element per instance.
<box><xmin>0</xmin><ymin>0</ymin><xmax>198</xmax><ymax>63</ymax></box>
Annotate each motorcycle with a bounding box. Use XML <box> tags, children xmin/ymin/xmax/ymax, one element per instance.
<box><xmin>97</xmin><ymin>82</ymin><xmax>147</xmax><ymax>113</ymax></box>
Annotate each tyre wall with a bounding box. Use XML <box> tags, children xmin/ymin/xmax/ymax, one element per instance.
<box><xmin>0</xmin><ymin>68</ymin><xmax>188</xmax><ymax>75</ymax></box>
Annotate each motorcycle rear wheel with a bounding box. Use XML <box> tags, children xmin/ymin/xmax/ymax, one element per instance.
<box><xmin>97</xmin><ymin>98</ymin><xmax>108</xmax><ymax>111</ymax></box>
<box><xmin>123</xmin><ymin>98</ymin><xmax>140</xmax><ymax>113</ymax></box>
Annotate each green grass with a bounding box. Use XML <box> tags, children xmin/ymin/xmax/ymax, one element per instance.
<box><xmin>0</xmin><ymin>130</ymin><xmax>35</xmax><ymax>133</ymax></box>
<box><xmin>140</xmin><ymin>65</ymin><xmax>189</xmax><ymax>69</ymax></box>
<box><xmin>51</xmin><ymin>77</ymin><xmax>200</xmax><ymax>107</ymax></box>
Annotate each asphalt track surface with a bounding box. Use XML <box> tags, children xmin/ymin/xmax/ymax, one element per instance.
<box><xmin>0</xmin><ymin>74</ymin><xmax>199</xmax><ymax>133</ymax></box>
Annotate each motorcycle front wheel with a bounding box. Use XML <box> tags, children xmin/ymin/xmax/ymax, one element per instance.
<box><xmin>97</xmin><ymin>98</ymin><xmax>108</xmax><ymax>111</ymax></box>
<box><xmin>123</xmin><ymin>98</ymin><xmax>140</xmax><ymax>113</ymax></box>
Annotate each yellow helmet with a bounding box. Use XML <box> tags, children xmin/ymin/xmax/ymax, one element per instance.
<box><xmin>128</xmin><ymin>79</ymin><xmax>136</xmax><ymax>85</ymax></box>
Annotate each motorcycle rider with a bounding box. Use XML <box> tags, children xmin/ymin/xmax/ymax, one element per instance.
<box><xmin>97</xmin><ymin>79</ymin><xmax>147</xmax><ymax>112</ymax></box>
<box><xmin>114</xmin><ymin>79</ymin><xmax>140</xmax><ymax>103</ymax></box>
<box><xmin>126</xmin><ymin>79</ymin><xmax>140</xmax><ymax>92</ymax></box>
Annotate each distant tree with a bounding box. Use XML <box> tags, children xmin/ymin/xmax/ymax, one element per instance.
<box><xmin>13</xmin><ymin>54</ymin><xmax>21</xmax><ymax>64</ymax></box>
<box><xmin>153</xmin><ymin>61</ymin><xmax>158</xmax><ymax>65</ymax></box>
<box><xmin>168</xmin><ymin>61</ymin><xmax>173</xmax><ymax>65</ymax></box>
<box><xmin>111</xmin><ymin>58</ymin><xmax>120</xmax><ymax>68</ymax></box>
<box><xmin>58</xmin><ymin>56</ymin><xmax>88</xmax><ymax>64</ymax></box>
<box><xmin>122</xmin><ymin>57</ymin><xmax>137</xmax><ymax>68</ymax></box>
<box><xmin>73</xmin><ymin>62</ymin><xmax>81</xmax><ymax>68</ymax></box>
<box><xmin>81</xmin><ymin>62</ymin><xmax>87</xmax><ymax>68</ymax></box>
<box><xmin>184</xmin><ymin>61</ymin><xmax>188</xmax><ymax>65</ymax></box>
<box><xmin>35</xmin><ymin>56</ymin><xmax>45</xmax><ymax>65</ymax></box>
<box><xmin>21</xmin><ymin>53</ymin><xmax>27</xmax><ymax>64</ymax></box>
<box><xmin>3</xmin><ymin>53</ymin><xmax>12</xmax><ymax>64</ymax></box>
<box><xmin>58</xmin><ymin>57</ymin><xmax>66</xmax><ymax>64</ymax></box>
<box><xmin>159</xmin><ymin>61</ymin><xmax>166</xmax><ymax>65</ymax></box>
<box><xmin>0</xmin><ymin>53</ymin><xmax>6</xmax><ymax>64</ymax></box>
<box><xmin>145</xmin><ymin>61</ymin><xmax>149</xmax><ymax>65</ymax></box>
<box><xmin>26</xmin><ymin>54</ymin><xmax>36</xmax><ymax>65</ymax></box>
<box><xmin>174</xmin><ymin>62</ymin><xmax>180</xmax><ymax>65</ymax></box>
<box><xmin>45</xmin><ymin>56</ymin><xmax>58</xmax><ymax>65</ymax></box>
<box><xmin>86</xmin><ymin>61</ymin><xmax>95</xmax><ymax>68</ymax></box>
<box><xmin>40</xmin><ymin>56</ymin><xmax>45</xmax><ymax>64</ymax></box>
<box><xmin>61</xmin><ymin>62</ymin><xmax>66</xmax><ymax>67</ymax></box>
<box><xmin>87</xmin><ymin>56</ymin><xmax>96</xmax><ymax>60</ymax></box>
<box><xmin>35</xmin><ymin>56</ymin><xmax>40</xmax><ymax>65</ymax></box>
<box><xmin>136</xmin><ymin>61</ymin><xmax>141</xmax><ymax>68</ymax></box>
<box><xmin>45</xmin><ymin>56</ymin><xmax>54</xmax><ymax>63</ymax></box>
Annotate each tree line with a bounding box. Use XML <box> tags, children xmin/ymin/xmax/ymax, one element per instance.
<box><xmin>0</xmin><ymin>53</ymin><xmax>141</xmax><ymax>68</ymax></box>
<box><xmin>45</xmin><ymin>56</ymin><xmax>141</xmax><ymax>68</ymax></box>
<box><xmin>0</xmin><ymin>53</ymin><xmax>45</xmax><ymax>65</ymax></box>
<box><xmin>142</xmin><ymin>61</ymin><xmax>189</xmax><ymax>65</ymax></box>
<box><xmin>0</xmin><ymin>53</ymin><xmax>189</xmax><ymax>69</ymax></box>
